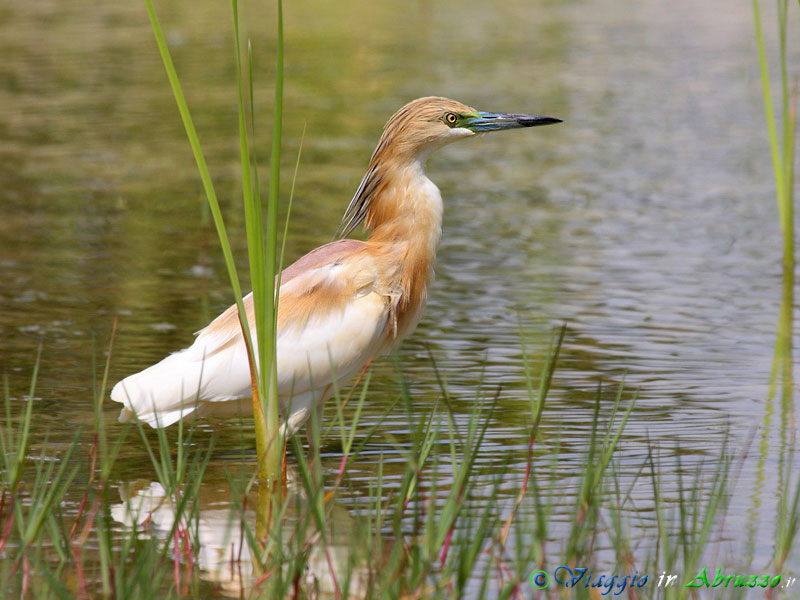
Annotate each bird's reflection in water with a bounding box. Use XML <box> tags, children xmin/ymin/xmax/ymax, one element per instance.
<box><xmin>111</xmin><ymin>475</ymin><xmax>369</xmax><ymax>598</ymax></box>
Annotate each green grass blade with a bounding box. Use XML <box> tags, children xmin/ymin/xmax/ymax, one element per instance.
<box><xmin>231</xmin><ymin>0</ymin><xmax>266</xmax><ymax>404</ymax></box>
<box><xmin>261</xmin><ymin>0</ymin><xmax>285</xmax><ymax>486</ymax></box>
<box><xmin>752</xmin><ymin>0</ymin><xmax>788</xmax><ymax>230</ymax></box>
<box><xmin>10</xmin><ymin>344</ymin><xmax>41</xmax><ymax>490</ymax></box>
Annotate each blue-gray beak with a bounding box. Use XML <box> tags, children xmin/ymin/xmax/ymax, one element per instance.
<box><xmin>467</xmin><ymin>111</ymin><xmax>562</xmax><ymax>132</ymax></box>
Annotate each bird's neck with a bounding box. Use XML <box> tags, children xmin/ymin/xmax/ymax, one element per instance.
<box><xmin>365</xmin><ymin>156</ymin><xmax>443</xmax><ymax>255</ymax></box>
<box><xmin>363</xmin><ymin>156</ymin><xmax>442</xmax><ymax>333</ymax></box>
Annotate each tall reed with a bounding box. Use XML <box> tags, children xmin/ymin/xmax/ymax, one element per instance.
<box><xmin>752</xmin><ymin>0</ymin><xmax>800</xmax><ymax>572</ymax></box>
<box><xmin>143</xmin><ymin>0</ymin><xmax>285</xmax><ymax>489</ymax></box>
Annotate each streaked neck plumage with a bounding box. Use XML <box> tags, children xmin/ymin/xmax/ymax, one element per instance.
<box><xmin>366</xmin><ymin>153</ymin><xmax>443</xmax><ymax>327</ymax></box>
<box><xmin>336</xmin><ymin>97</ymin><xmax>471</xmax><ymax>245</ymax></box>
<box><xmin>366</xmin><ymin>155</ymin><xmax>442</xmax><ymax>249</ymax></box>
<box><xmin>343</xmin><ymin>141</ymin><xmax>444</xmax><ymax>340</ymax></box>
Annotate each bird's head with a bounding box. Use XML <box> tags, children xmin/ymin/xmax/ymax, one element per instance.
<box><xmin>377</xmin><ymin>96</ymin><xmax>561</xmax><ymax>161</ymax></box>
<box><xmin>336</xmin><ymin>96</ymin><xmax>561</xmax><ymax>238</ymax></box>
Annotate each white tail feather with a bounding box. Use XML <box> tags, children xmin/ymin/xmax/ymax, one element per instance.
<box><xmin>110</xmin><ymin>337</ymin><xmax>252</xmax><ymax>428</ymax></box>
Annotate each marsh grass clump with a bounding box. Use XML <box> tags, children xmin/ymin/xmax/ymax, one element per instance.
<box><xmin>0</xmin><ymin>332</ymin><xmax>220</xmax><ymax>599</ymax></box>
<box><xmin>0</xmin><ymin>330</ymin><xmax>767</xmax><ymax>600</ymax></box>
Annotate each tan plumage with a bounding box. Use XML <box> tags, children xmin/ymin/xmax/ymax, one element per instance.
<box><xmin>111</xmin><ymin>96</ymin><xmax>560</xmax><ymax>433</ymax></box>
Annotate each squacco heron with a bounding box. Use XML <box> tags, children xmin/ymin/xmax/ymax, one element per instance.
<box><xmin>111</xmin><ymin>96</ymin><xmax>560</xmax><ymax>433</ymax></box>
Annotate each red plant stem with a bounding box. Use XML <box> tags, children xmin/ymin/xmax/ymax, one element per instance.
<box><xmin>77</xmin><ymin>497</ymin><xmax>101</xmax><ymax>547</ymax></box>
<box><xmin>72</xmin><ymin>543</ymin><xmax>88</xmax><ymax>599</ymax></box>
<box><xmin>0</xmin><ymin>494</ymin><xmax>15</xmax><ymax>552</ymax></box>
<box><xmin>322</xmin><ymin>453</ymin><xmax>351</xmax><ymax>507</ymax></box>
<box><xmin>252</xmin><ymin>566</ymin><xmax>278</xmax><ymax>589</ymax></box>
<box><xmin>69</xmin><ymin>490</ymin><xmax>90</xmax><ymax>542</ymax></box>
<box><xmin>173</xmin><ymin>529</ymin><xmax>182</xmax><ymax>596</ymax></box>
<box><xmin>323</xmin><ymin>544</ymin><xmax>342</xmax><ymax>600</ymax></box>
<box><xmin>292</xmin><ymin>569</ymin><xmax>301</xmax><ymax>599</ymax></box>
<box><xmin>228</xmin><ymin>542</ymin><xmax>235</xmax><ymax>584</ymax></box>
<box><xmin>439</xmin><ymin>486</ymin><xmax>464</xmax><ymax>566</ymax></box>
<box><xmin>336</xmin><ymin>453</ymin><xmax>348</xmax><ymax>479</ymax></box>
<box><xmin>500</xmin><ymin>436</ymin><xmax>534</xmax><ymax>547</ymax></box>
<box><xmin>22</xmin><ymin>554</ymin><xmax>29</xmax><ymax>598</ymax></box>
<box><xmin>439</xmin><ymin>520</ymin><xmax>455</xmax><ymax>565</ymax></box>
<box><xmin>180</xmin><ymin>525</ymin><xmax>194</xmax><ymax>591</ymax></box>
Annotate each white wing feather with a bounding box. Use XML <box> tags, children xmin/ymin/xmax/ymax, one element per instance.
<box><xmin>111</xmin><ymin>244</ymin><xmax>392</xmax><ymax>431</ymax></box>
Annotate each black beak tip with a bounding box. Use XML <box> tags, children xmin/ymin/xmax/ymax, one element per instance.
<box><xmin>519</xmin><ymin>116</ymin><xmax>563</xmax><ymax>127</ymax></box>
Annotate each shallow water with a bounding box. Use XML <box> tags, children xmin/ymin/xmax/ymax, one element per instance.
<box><xmin>1</xmin><ymin>0</ymin><xmax>798</xmax><ymax>593</ymax></box>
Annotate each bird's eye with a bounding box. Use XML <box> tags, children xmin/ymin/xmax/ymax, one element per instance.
<box><xmin>444</xmin><ymin>112</ymin><xmax>458</xmax><ymax>126</ymax></box>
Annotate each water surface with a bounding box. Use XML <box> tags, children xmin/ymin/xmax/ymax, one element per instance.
<box><xmin>1</xmin><ymin>0</ymin><xmax>798</xmax><ymax>592</ymax></box>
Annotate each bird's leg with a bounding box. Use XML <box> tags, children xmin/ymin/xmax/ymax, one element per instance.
<box><xmin>304</xmin><ymin>397</ymin><xmax>325</xmax><ymax>476</ymax></box>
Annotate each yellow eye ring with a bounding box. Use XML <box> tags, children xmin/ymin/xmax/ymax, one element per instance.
<box><xmin>444</xmin><ymin>112</ymin><xmax>458</xmax><ymax>125</ymax></box>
